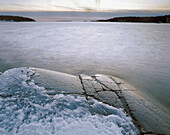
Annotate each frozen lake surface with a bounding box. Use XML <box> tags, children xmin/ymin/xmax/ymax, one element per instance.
<box><xmin>0</xmin><ymin>22</ymin><xmax>170</xmax><ymax>134</ymax></box>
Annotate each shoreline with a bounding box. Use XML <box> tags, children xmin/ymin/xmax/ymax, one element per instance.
<box><xmin>0</xmin><ymin>15</ymin><xmax>35</xmax><ymax>22</ymax></box>
<box><xmin>95</xmin><ymin>15</ymin><xmax>170</xmax><ymax>23</ymax></box>
<box><xmin>1</xmin><ymin>67</ymin><xmax>169</xmax><ymax>134</ymax></box>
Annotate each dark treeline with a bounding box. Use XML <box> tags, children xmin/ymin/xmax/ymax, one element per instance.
<box><xmin>96</xmin><ymin>15</ymin><xmax>170</xmax><ymax>23</ymax></box>
<box><xmin>0</xmin><ymin>15</ymin><xmax>35</xmax><ymax>22</ymax></box>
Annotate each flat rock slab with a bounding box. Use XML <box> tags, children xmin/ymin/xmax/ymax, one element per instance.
<box><xmin>32</xmin><ymin>68</ymin><xmax>84</xmax><ymax>95</ymax></box>
<box><xmin>94</xmin><ymin>91</ymin><xmax>123</xmax><ymax>108</ymax></box>
<box><xmin>24</xmin><ymin>68</ymin><xmax>170</xmax><ymax>135</ymax></box>
<box><xmin>122</xmin><ymin>90</ymin><xmax>170</xmax><ymax>134</ymax></box>
<box><xmin>94</xmin><ymin>74</ymin><xmax>120</xmax><ymax>91</ymax></box>
<box><xmin>79</xmin><ymin>74</ymin><xmax>103</xmax><ymax>95</ymax></box>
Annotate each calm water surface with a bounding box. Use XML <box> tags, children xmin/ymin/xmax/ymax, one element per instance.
<box><xmin>0</xmin><ymin>22</ymin><xmax>170</xmax><ymax>114</ymax></box>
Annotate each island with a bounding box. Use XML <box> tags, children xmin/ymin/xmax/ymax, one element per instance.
<box><xmin>0</xmin><ymin>15</ymin><xmax>36</xmax><ymax>22</ymax></box>
<box><xmin>96</xmin><ymin>15</ymin><xmax>170</xmax><ymax>23</ymax></box>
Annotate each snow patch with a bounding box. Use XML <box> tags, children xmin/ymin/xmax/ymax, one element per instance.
<box><xmin>0</xmin><ymin>68</ymin><xmax>137</xmax><ymax>135</ymax></box>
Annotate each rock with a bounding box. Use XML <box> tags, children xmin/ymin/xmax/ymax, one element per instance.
<box><xmin>94</xmin><ymin>74</ymin><xmax>120</xmax><ymax>91</ymax></box>
<box><xmin>28</xmin><ymin>67</ymin><xmax>170</xmax><ymax>134</ymax></box>
<box><xmin>95</xmin><ymin>91</ymin><xmax>123</xmax><ymax>108</ymax></box>
<box><xmin>79</xmin><ymin>75</ymin><xmax>96</xmax><ymax>96</ymax></box>
<box><xmin>32</xmin><ymin>68</ymin><xmax>84</xmax><ymax>95</ymax></box>
<box><xmin>79</xmin><ymin>74</ymin><xmax>103</xmax><ymax>95</ymax></box>
<box><xmin>91</xmin><ymin>80</ymin><xmax>103</xmax><ymax>92</ymax></box>
<box><xmin>79</xmin><ymin>74</ymin><xmax>93</xmax><ymax>81</ymax></box>
<box><xmin>121</xmin><ymin>90</ymin><xmax>170</xmax><ymax>134</ymax></box>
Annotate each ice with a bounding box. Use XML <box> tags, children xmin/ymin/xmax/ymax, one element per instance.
<box><xmin>0</xmin><ymin>68</ymin><xmax>137</xmax><ymax>135</ymax></box>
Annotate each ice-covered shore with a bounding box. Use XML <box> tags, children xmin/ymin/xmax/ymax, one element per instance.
<box><xmin>0</xmin><ymin>67</ymin><xmax>170</xmax><ymax>134</ymax></box>
<box><xmin>0</xmin><ymin>67</ymin><xmax>137</xmax><ymax>135</ymax></box>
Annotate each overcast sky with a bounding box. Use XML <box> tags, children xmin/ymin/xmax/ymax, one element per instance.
<box><xmin>0</xmin><ymin>0</ymin><xmax>170</xmax><ymax>11</ymax></box>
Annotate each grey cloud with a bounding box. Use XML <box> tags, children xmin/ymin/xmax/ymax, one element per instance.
<box><xmin>53</xmin><ymin>5</ymin><xmax>76</xmax><ymax>10</ymax></box>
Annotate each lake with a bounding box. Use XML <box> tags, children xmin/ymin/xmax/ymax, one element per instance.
<box><xmin>0</xmin><ymin>22</ymin><xmax>170</xmax><ymax>134</ymax></box>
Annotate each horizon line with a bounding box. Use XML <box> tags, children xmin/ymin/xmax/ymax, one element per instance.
<box><xmin>1</xmin><ymin>9</ymin><xmax>170</xmax><ymax>12</ymax></box>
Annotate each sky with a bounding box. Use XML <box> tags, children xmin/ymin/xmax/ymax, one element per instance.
<box><xmin>0</xmin><ymin>0</ymin><xmax>170</xmax><ymax>12</ymax></box>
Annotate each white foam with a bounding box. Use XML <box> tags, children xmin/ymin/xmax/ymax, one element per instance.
<box><xmin>0</xmin><ymin>68</ymin><xmax>138</xmax><ymax>135</ymax></box>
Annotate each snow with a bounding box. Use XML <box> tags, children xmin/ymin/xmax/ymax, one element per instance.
<box><xmin>0</xmin><ymin>68</ymin><xmax>137</xmax><ymax>135</ymax></box>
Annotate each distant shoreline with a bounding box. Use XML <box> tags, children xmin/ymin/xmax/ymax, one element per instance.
<box><xmin>0</xmin><ymin>15</ymin><xmax>35</xmax><ymax>22</ymax></box>
<box><xmin>95</xmin><ymin>15</ymin><xmax>170</xmax><ymax>23</ymax></box>
<box><xmin>1</xmin><ymin>14</ymin><xmax>170</xmax><ymax>23</ymax></box>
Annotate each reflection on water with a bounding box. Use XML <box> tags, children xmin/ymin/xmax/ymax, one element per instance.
<box><xmin>0</xmin><ymin>22</ymin><xmax>170</xmax><ymax>113</ymax></box>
